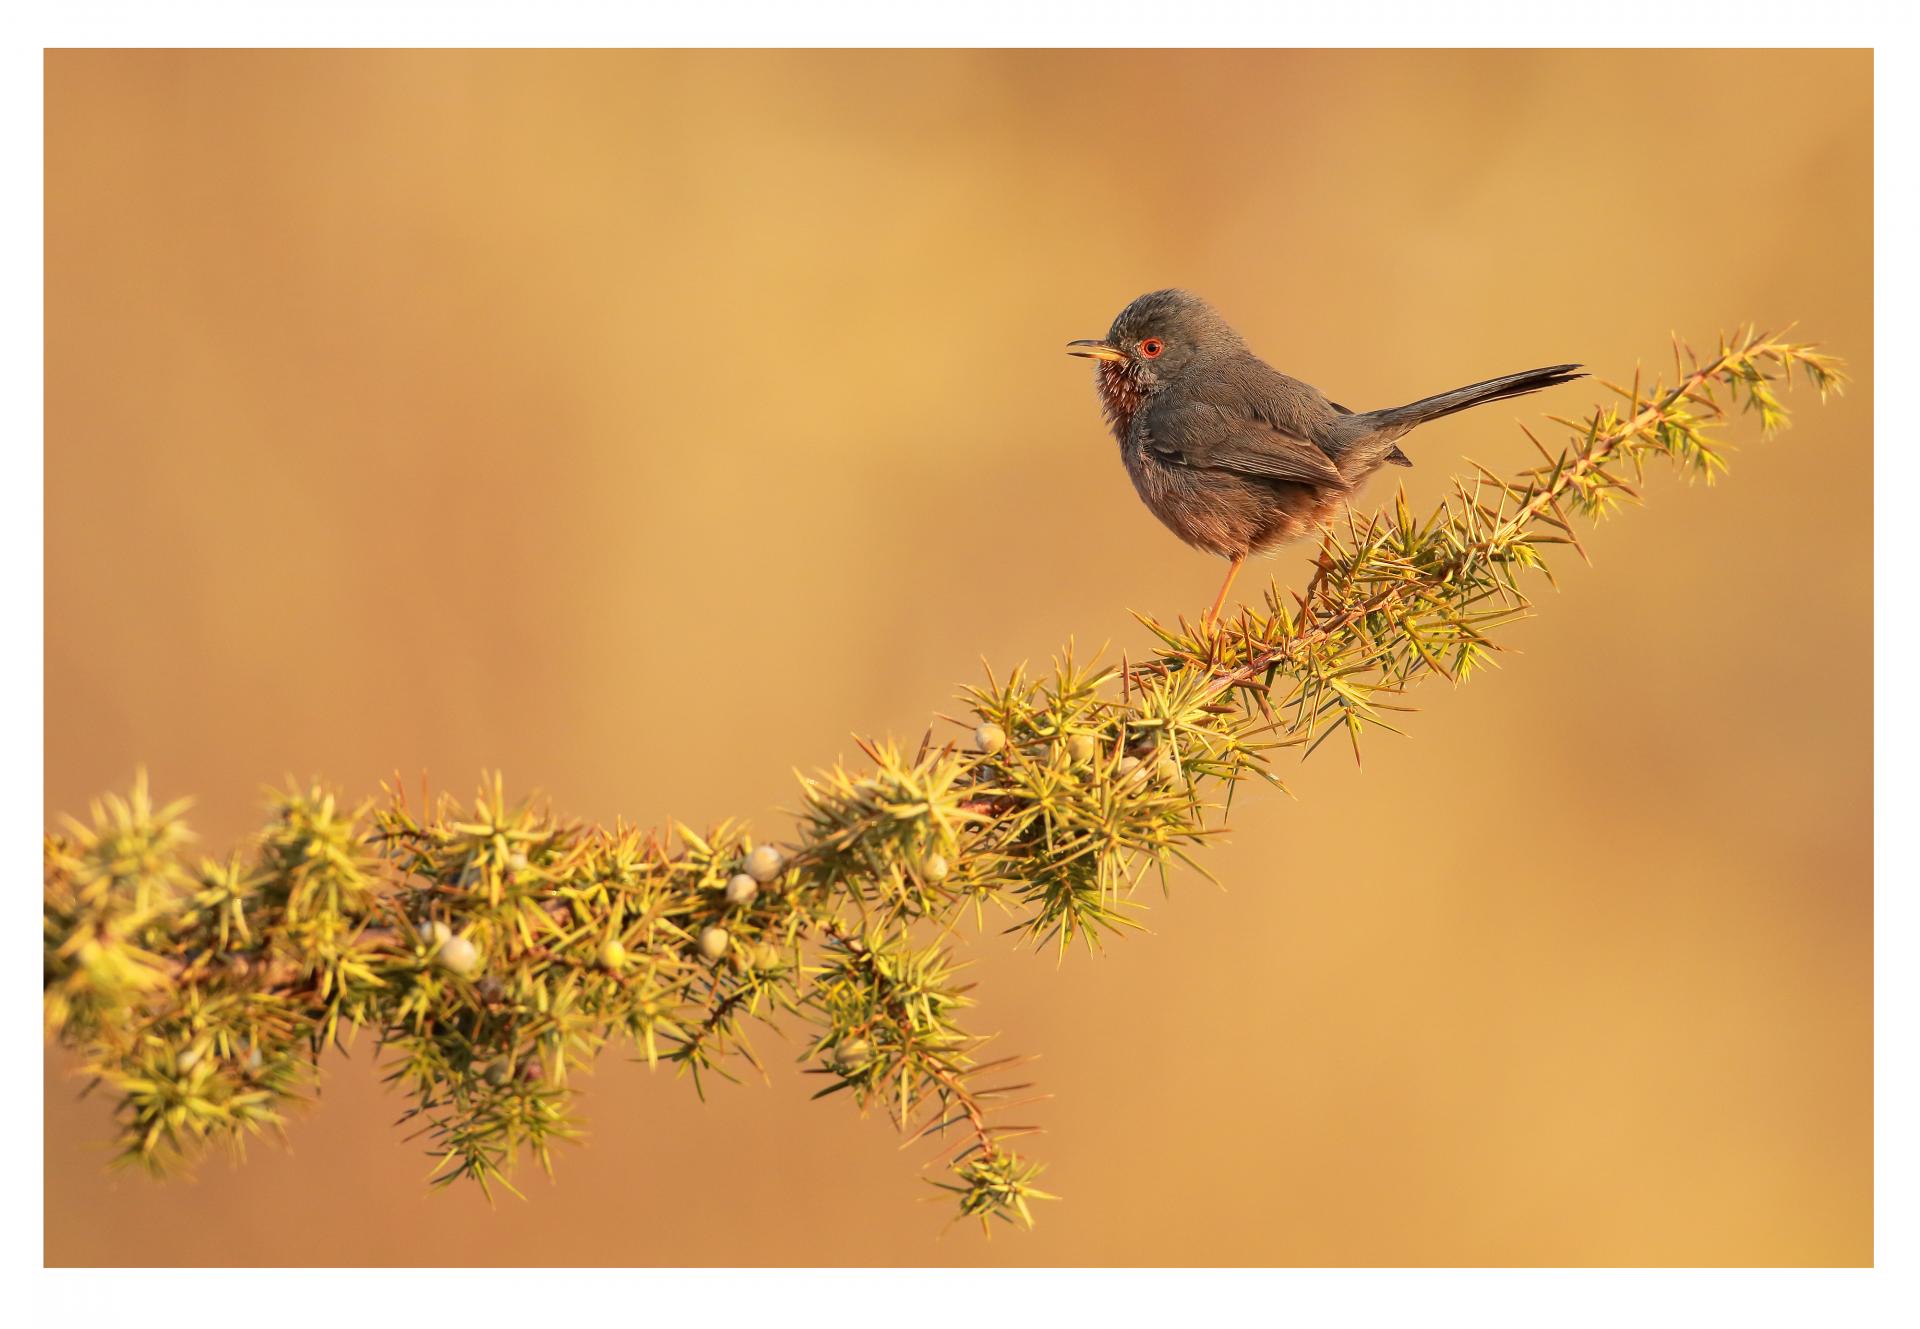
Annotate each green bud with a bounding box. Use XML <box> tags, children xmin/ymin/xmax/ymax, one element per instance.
<box><xmin>598</xmin><ymin>938</ymin><xmax>627</xmax><ymax>971</ymax></box>
<box><xmin>1067</xmin><ymin>734</ymin><xmax>1097</xmax><ymax>764</ymax></box>
<box><xmin>834</xmin><ymin>1038</ymin><xmax>872</xmax><ymax>1072</ymax></box>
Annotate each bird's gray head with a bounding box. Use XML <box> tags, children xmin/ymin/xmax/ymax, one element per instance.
<box><xmin>1066</xmin><ymin>289</ymin><xmax>1247</xmax><ymax>439</ymax></box>
<box><xmin>1066</xmin><ymin>288</ymin><xmax>1246</xmax><ymax>386</ymax></box>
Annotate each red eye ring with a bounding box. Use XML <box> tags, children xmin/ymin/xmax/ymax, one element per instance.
<box><xmin>1137</xmin><ymin>338</ymin><xmax>1165</xmax><ymax>359</ymax></box>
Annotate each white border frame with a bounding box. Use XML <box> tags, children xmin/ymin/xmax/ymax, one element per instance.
<box><xmin>9</xmin><ymin>5</ymin><xmax>1909</xmax><ymax>1324</ymax></box>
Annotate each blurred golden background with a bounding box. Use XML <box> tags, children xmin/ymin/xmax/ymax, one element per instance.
<box><xmin>44</xmin><ymin>49</ymin><xmax>1872</xmax><ymax>1266</ymax></box>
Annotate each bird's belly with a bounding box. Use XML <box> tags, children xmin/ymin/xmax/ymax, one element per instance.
<box><xmin>1122</xmin><ymin>446</ymin><xmax>1343</xmax><ymax>559</ymax></box>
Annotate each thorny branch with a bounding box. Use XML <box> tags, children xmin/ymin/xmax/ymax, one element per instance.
<box><xmin>43</xmin><ymin>327</ymin><xmax>1842</xmax><ymax>1232</ymax></box>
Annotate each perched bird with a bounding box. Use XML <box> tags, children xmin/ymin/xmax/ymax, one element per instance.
<box><xmin>1068</xmin><ymin>289</ymin><xmax>1582</xmax><ymax>622</ymax></box>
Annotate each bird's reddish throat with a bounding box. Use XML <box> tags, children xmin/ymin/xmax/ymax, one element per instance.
<box><xmin>1095</xmin><ymin>360</ymin><xmax>1151</xmax><ymax>441</ymax></box>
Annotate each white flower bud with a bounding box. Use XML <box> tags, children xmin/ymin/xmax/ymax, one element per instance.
<box><xmin>1156</xmin><ymin>754</ymin><xmax>1182</xmax><ymax>784</ymax></box>
<box><xmin>725</xmin><ymin>873</ymin><xmax>759</xmax><ymax>906</ymax></box>
<box><xmin>743</xmin><ymin>845</ymin><xmax>785</xmax><ymax>884</ymax></box>
<box><xmin>1067</xmin><ymin>733</ymin><xmax>1097</xmax><ymax>764</ymax></box>
<box><xmin>973</xmin><ymin>722</ymin><xmax>1007</xmax><ymax>755</ymax></box>
<box><xmin>434</xmin><ymin>934</ymin><xmax>480</xmax><ymax>976</ymax></box>
<box><xmin>921</xmin><ymin>853</ymin><xmax>950</xmax><ymax>883</ymax></box>
<box><xmin>698</xmin><ymin>926</ymin><xmax>730</xmax><ymax>961</ymax></box>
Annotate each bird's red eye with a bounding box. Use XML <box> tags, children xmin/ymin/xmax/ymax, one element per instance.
<box><xmin>1138</xmin><ymin>338</ymin><xmax>1164</xmax><ymax>359</ymax></box>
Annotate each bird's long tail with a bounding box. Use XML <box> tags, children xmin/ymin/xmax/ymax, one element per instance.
<box><xmin>1363</xmin><ymin>363</ymin><xmax>1586</xmax><ymax>434</ymax></box>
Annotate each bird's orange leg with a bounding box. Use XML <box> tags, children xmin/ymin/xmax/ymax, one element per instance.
<box><xmin>1204</xmin><ymin>554</ymin><xmax>1246</xmax><ymax>625</ymax></box>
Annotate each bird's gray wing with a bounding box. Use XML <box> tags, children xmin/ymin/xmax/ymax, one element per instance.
<box><xmin>1141</xmin><ymin>397</ymin><xmax>1348</xmax><ymax>489</ymax></box>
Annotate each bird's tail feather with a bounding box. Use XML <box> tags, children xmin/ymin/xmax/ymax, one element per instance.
<box><xmin>1364</xmin><ymin>363</ymin><xmax>1585</xmax><ymax>435</ymax></box>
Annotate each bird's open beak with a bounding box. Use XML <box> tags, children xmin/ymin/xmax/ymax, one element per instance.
<box><xmin>1066</xmin><ymin>339</ymin><xmax>1128</xmax><ymax>363</ymax></box>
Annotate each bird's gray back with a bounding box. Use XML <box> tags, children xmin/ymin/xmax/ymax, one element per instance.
<box><xmin>1179</xmin><ymin>351</ymin><xmax>1346</xmax><ymax>448</ymax></box>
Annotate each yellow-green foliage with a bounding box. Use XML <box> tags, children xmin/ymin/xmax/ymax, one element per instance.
<box><xmin>43</xmin><ymin>328</ymin><xmax>1842</xmax><ymax>1231</ymax></box>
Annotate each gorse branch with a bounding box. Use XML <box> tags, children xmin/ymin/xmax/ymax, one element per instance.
<box><xmin>43</xmin><ymin>326</ymin><xmax>1842</xmax><ymax>1233</ymax></box>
